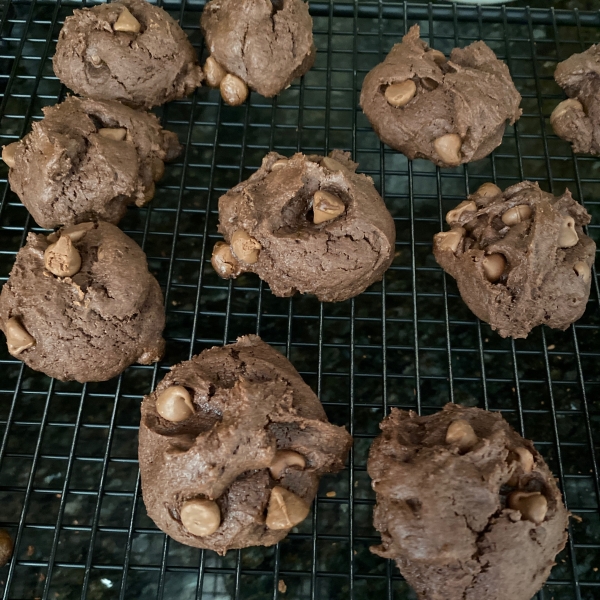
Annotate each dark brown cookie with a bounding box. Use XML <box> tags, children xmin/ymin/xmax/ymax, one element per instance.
<box><xmin>53</xmin><ymin>0</ymin><xmax>203</xmax><ymax>109</ymax></box>
<box><xmin>2</xmin><ymin>96</ymin><xmax>181</xmax><ymax>229</ymax></box>
<box><xmin>433</xmin><ymin>181</ymin><xmax>595</xmax><ymax>339</ymax></box>
<box><xmin>360</xmin><ymin>25</ymin><xmax>522</xmax><ymax>167</ymax></box>
<box><xmin>200</xmin><ymin>0</ymin><xmax>315</xmax><ymax>105</ymax></box>
<box><xmin>368</xmin><ymin>404</ymin><xmax>569</xmax><ymax>600</ymax></box>
<box><xmin>212</xmin><ymin>150</ymin><xmax>396</xmax><ymax>302</ymax></box>
<box><xmin>0</xmin><ymin>222</ymin><xmax>165</xmax><ymax>382</ymax></box>
<box><xmin>139</xmin><ymin>335</ymin><xmax>352</xmax><ymax>555</ymax></box>
<box><xmin>552</xmin><ymin>44</ymin><xmax>600</xmax><ymax>154</ymax></box>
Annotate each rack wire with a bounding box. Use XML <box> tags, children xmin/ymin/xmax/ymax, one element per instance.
<box><xmin>0</xmin><ymin>1</ymin><xmax>599</xmax><ymax>598</ymax></box>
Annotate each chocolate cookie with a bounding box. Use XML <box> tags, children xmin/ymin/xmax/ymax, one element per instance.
<box><xmin>368</xmin><ymin>403</ymin><xmax>569</xmax><ymax>600</ymax></box>
<box><xmin>360</xmin><ymin>25</ymin><xmax>522</xmax><ymax>167</ymax></box>
<box><xmin>2</xmin><ymin>96</ymin><xmax>181</xmax><ymax>229</ymax></box>
<box><xmin>139</xmin><ymin>335</ymin><xmax>352</xmax><ymax>555</ymax></box>
<box><xmin>211</xmin><ymin>150</ymin><xmax>396</xmax><ymax>302</ymax></box>
<box><xmin>433</xmin><ymin>181</ymin><xmax>595</xmax><ymax>339</ymax></box>
<box><xmin>0</xmin><ymin>222</ymin><xmax>165</xmax><ymax>382</ymax></box>
<box><xmin>200</xmin><ymin>0</ymin><xmax>315</xmax><ymax>105</ymax></box>
<box><xmin>552</xmin><ymin>44</ymin><xmax>600</xmax><ymax>154</ymax></box>
<box><xmin>53</xmin><ymin>0</ymin><xmax>203</xmax><ymax>109</ymax></box>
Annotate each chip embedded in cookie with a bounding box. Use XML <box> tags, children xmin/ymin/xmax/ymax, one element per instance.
<box><xmin>53</xmin><ymin>0</ymin><xmax>203</xmax><ymax>109</ymax></box>
<box><xmin>360</xmin><ymin>24</ymin><xmax>522</xmax><ymax>167</ymax></box>
<box><xmin>211</xmin><ymin>150</ymin><xmax>396</xmax><ymax>302</ymax></box>
<box><xmin>0</xmin><ymin>222</ymin><xmax>165</xmax><ymax>382</ymax></box>
<box><xmin>3</xmin><ymin>96</ymin><xmax>181</xmax><ymax>229</ymax></box>
<box><xmin>200</xmin><ymin>0</ymin><xmax>316</xmax><ymax>104</ymax></box>
<box><xmin>368</xmin><ymin>404</ymin><xmax>569</xmax><ymax>600</ymax></box>
<box><xmin>433</xmin><ymin>181</ymin><xmax>595</xmax><ymax>339</ymax></box>
<box><xmin>552</xmin><ymin>44</ymin><xmax>600</xmax><ymax>154</ymax></box>
<box><xmin>138</xmin><ymin>335</ymin><xmax>352</xmax><ymax>555</ymax></box>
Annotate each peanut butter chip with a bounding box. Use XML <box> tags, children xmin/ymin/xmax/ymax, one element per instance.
<box><xmin>508</xmin><ymin>491</ymin><xmax>548</xmax><ymax>524</ymax></box>
<box><xmin>573</xmin><ymin>261</ymin><xmax>591</xmax><ymax>284</ymax></box>
<box><xmin>266</xmin><ymin>486</ymin><xmax>310</xmax><ymax>530</ymax></box>
<box><xmin>558</xmin><ymin>216</ymin><xmax>578</xmax><ymax>248</ymax></box>
<box><xmin>269</xmin><ymin>450</ymin><xmax>306</xmax><ymax>479</ymax></box>
<box><xmin>204</xmin><ymin>56</ymin><xmax>227</xmax><ymax>88</ymax></box>
<box><xmin>514</xmin><ymin>447</ymin><xmax>534</xmax><ymax>474</ymax></box>
<box><xmin>231</xmin><ymin>230</ymin><xmax>261</xmax><ymax>264</ymax></box>
<box><xmin>482</xmin><ymin>253</ymin><xmax>506</xmax><ymax>283</ymax></box>
<box><xmin>113</xmin><ymin>6</ymin><xmax>141</xmax><ymax>33</ymax></box>
<box><xmin>502</xmin><ymin>205</ymin><xmax>532</xmax><ymax>226</ymax></box>
<box><xmin>1</xmin><ymin>142</ymin><xmax>18</xmax><ymax>169</ymax></box>
<box><xmin>220</xmin><ymin>74</ymin><xmax>249</xmax><ymax>106</ymax></box>
<box><xmin>271</xmin><ymin>158</ymin><xmax>288</xmax><ymax>171</ymax></box>
<box><xmin>98</xmin><ymin>128</ymin><xmax>127</xmax><ymax>142</ymax></box>
<box><xmin>436</xmin><ymin>228</ymin><xmax>465</xmax><ymax>254</ymax></box>
<box><xmin>180</xmin><ymin>499</ymin><xmax>221</xmax><ymax>536</ymax></box>
<box><xmin>446</xmin><ymin>201</ymin><xmax>476</xmax><ymax>225</ymax></box>
<box><xmin>475</xmin><ymin>182</ymin><xmax>501</xmax><ymax>198</ymax></box>
<box><xmin>445</xmin><ymin>419</ymin><xmax>478</xmax><ymax>451</ymax></box>
<box><xmin>384</xmin><ymin>80</ymin><xmax>417</xmax><ymax>108</ymax></box>
<box><xmin>60</xmin><ymin>222</ymin><xmax>95</xmax><ymax>243</ymax></box>
<box><xmin>156</xmin><ymin>386</ymin><xmax>194</xmax><ymax>422</ymax></box>
<box><xmin>321</xmin><ymin>156</ymin><xmax>347</xmax><ymax>172</ymax></box>
<box><xmin>434</xmin><ymin>133</ymin><xmax>462</xmax><ymax>166</ymax></box>
<box><xmin>313</xmin><ymin>190</ymin><xmax>345</xmax><ymax>225</ymax></box>
<box><xmin>5</xmin><ymin>317</ymin><xmax>35</xmax><ymax>356</ymax></box>
<box><xmin>550</xmin><ymin>98</ymin><xmax>584</xmax><ymax>125</ymax></box>
<box><xmin>211</xmin><ymin>241</ymin><xmax>240</xmax><ymax>278</ymax></box>
<box><xmin>44</xmin><ymin>236</ymin><xmax>82</xmax><ymax>278</ymax></box>
<box><xmin>428</xmin><ymin>48</ymin><xmax>446</xmax><ymax>65</ymax></box>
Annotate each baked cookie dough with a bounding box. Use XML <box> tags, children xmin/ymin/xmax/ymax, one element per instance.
<box><xmin>433</xmin><ymin>181</ymin><xmax>595</xmax><ymax>339</ymax></box>
<box><xmin>368</xmin><ymin>403</ymin><xmax>569</xmax><ymax>600</ymax></box>
<box><xmin>2</xmin><ymin>96</ymin><xmax>181</xmax><ymax>229</ymax></box>
<box><xmin>200</xmin><ymin>0</ymin><xmax>315</xmax><ymax>105</ymax></box>
<box><xmin>552</xmin><ymin>44</ymin><xmax>600</xmax><ymax>154</ymax></box>
<box><xmin>0</xmin><ymin>222</ymin><xmax>165</xmax><ymax>382</ymax></box>
<box><xmin>53</xmin><ymin>0</ymin><xmax>203</xmax><ymax>109</ymax></box>
<box><xmin>139</xmin><ymin>335</ymin><xmax>352</xmax><ymax>554</ymax></box>
<box><xmin>211</xmin><ymin>150</ymin><xmax>396</xmax><ymax>302</ymax></box>
<box><xmin>360</xmin><ymin>25</ymin><xmax>522</xmax><ymax>167</ymax></box>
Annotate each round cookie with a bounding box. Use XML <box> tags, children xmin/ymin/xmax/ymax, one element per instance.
<box><xmin>2</xmin><ymin>96</ymin><xmax>181</xmax><ymax>229</ymax></box>
<box><xmin>552</xmin><ymin>44</ymin><xmax>600</xmax><ymax>154</ymax></box>
<box><xmin>0</xmin><ymin>222</ymin><xmax>165</xmax><ymax>382</ymax></box>
<box><xmin>433</xmin><ymin>181</ymin><xmax>595</xmax><ymax>339</ymax></box>
<box><xmin>53</xmin><ymin>0</ymin><xmax>203</xmax><ymax>109</ymax></box>
<box><xmin>200</xmin><ymin>0</ymin><xmax>315</xmax><ymax>105</ymax></box>
<box><xmin>139</xmin><ymin>335</ymin><xmax>352</xmax><ymax>555</ymax></box>
<box><xmin>368</xmin><ymin>403</ymin><xmax>569</xmax><ymax>600</ymax></box>
<box><xmin>212</xmin><ymin>150</ymin><xmax>396</xmax><ymax>302</ymax></box>
<box><xmin>360</xmin><ymin>24</ymin><xmax>522</xmax><ymax>167</ymax></box>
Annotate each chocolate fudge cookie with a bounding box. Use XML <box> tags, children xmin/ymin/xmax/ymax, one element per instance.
<box><xmin>200</xmin><ymin>0</ymin><xmax>315</xmax><ymax>105</ymax></box>
<box><xmin>360</xmin><ymin>25</ymin><xmax>521</xmax><ymax>167</ymax></box>
<box><xmin>53</xmin><ymin>0</ymin><xmax>203</xmax><ymax>109</ymax></box>
<box><xmin>2</xmin><ymin>96</ymin><xmax>181</xmax><ymax>229</ymax></box>
<box><xmin>0</xmin><ymin>222</ymin><xmax>165</xmax><ymax>382</ymax></box>
<box><xmin>552</xmin><ymin>44</ymin><xmax>600</xmax><ymax>154</ymax></box>
<box><xmin>212</xmin><ymin>150</ymin><xmax>396</xmax><ymax>302</ymax></box>
<box><xmin>139</xmin><ymin>335</ymin><xmax>352</xmax><ymax>554</ymax></box>
<box><xmin>433</xmin><ymin>181</ymin><xmax>595</xmax><ymax>339</ymax></box>
<box><xmin>368</xmin><ymin>404</ymin><xmax>569</xmax><ymax>600</ymax></box>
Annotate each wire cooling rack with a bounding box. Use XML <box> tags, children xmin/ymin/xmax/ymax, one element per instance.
<box><xmin>0</xmin><ymin>1</ymin><xmax>599</xmax><ymax>599</ymax></box>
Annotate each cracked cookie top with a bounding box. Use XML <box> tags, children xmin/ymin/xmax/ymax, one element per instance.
<box><xmin>433</xmin><ymin>181</ymin><xmax>595</xmax><ymax>339</ymax></box>
<box><xmin>53</xmin><ymin>0</ymin><xmax>204</xmax><ymax>109</ymax></box>
<box><xmin>552</xmin><ymin>44</ymin><xmax>600</xmax><ymax>155</ymax></box>
<box><xmin>4</xmin><ymin>96</ymin><xmax>181</xmax><ymax>229</ymax></box>
<box><xmin>368</xmin><ymin>403</ymin><xmax>569</xmax><ymax>600</ymax></box>
<box><xmin>0</xmin><ymin>222</ymin><xmax>165</xmax><ymax>382</ymax></box>
<box><xmin>212</xmin><ymin>150</ymin><xmax>396</xmax><ymax>302</ymax></box>
<box><xmin>360</xmin><ymin>24</ymin><xmax>522</xmax><ymax>167</ymax></box>
<box><xmin>200</xmin><ymin>0</ymin><xmax>315</xmax><ymax>101</ymax></box>
<box><xmin>139</xmin><ymin>335</ymin><xmax>352</xmax><ymax>555</ymax></box>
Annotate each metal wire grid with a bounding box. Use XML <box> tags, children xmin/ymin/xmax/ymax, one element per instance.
<box><xmin>0</xmin><ymin>1</ymin><xmax>599</xmax><ymax>598</ymax></box>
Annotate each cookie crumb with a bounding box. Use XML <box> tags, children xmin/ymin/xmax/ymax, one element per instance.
<box><xmin>278</xmin><ymin>579</ymin><xmax>287</xmax><ymax>593</ymax></box>
<box><xmin>326</xmin><ymin>491</ymin><xmax>336</xmax><ymax>498</ymax></box>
